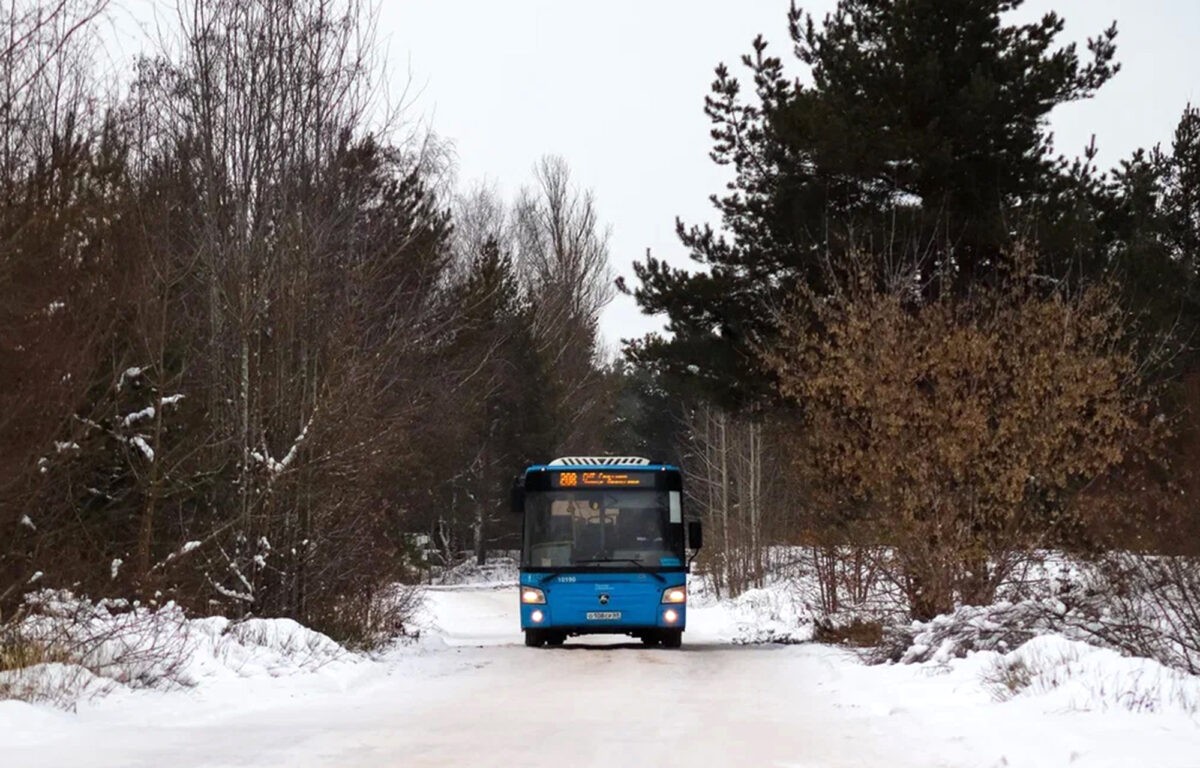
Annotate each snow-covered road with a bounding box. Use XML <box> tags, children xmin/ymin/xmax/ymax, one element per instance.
<box><xmin>3</xmin><ymin>585</ymin><xmax>1199</xmax><ymax>768</ymax></box>
<box><xmin>391</xmin><ymin>588</ymin><xmax>906</xmax><ymax>768</ymax></box>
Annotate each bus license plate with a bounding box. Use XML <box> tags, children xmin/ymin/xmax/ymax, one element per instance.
<box><xmin>586</xmin><ymin>611</ymin><xmax>621</xmax><ymax>620</ymax></box>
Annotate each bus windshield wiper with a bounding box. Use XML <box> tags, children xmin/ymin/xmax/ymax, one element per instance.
<box><xmin>572</xmin><ymin>558</ymin><xmax>666</xmax><ymax>582</ymax></box>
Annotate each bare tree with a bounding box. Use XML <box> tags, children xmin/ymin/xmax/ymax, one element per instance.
<box><xmin>102</xmin><ymin>0</ymin><xmax>457</xmax><ymax>637</ymax></box>
<box><xmin>515</xmin><ymin>156</ymin><xmax>612</xmax><ymax>333</ymax></box>
<box><xmin>681</xmin><ymin>405</ymin><xmax>788</xmax><ymax>596</ymax></box>
<box><xmin>513</xmin><ymin>155</ymin><xmax>614</xmax><ymax>452</ymax></box>
<box><xmin>0</xmin><ymin>0</ymin><xmax>116</xmax><ymax>610</ymax></box>
<box><xmin>0</xmin><ymin>0</ymin><xmax>107</xmax><ymax>183</ymax></box>
<box><xmin>0</xmin><ymin>0</ymin><xmax>623</xmax><ymax>651</ymax></box>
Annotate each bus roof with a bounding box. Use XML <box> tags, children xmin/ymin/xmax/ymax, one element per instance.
<box><xmin>525</xmin><ymin>461</ymin><xmax>680</xmax><ymax>474</ymax></box>
<box><xmin>547</xmin><ymin>456</ymin><xmax>650</xmax><ymax>467</ymax></box>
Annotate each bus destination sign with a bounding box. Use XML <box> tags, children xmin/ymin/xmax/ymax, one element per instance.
<box><xmin>553</xmin><ymin>471</ymin><xmax>650</xmax><ymax>488</ymax></box>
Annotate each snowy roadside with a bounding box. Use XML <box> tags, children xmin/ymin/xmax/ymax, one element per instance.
<box><xmin>1</xmin><ymin>567</ymin><xmax>1198</xmax><ymax>768</ymax></box>
<box><xmin>0</xmin><ymin>590</ymin><xmax>364</xmax><ymax>707</ymax></box>
<box><xmin>691</xmin><ymin>574</ymin><xmax>1200</xmax><ymax>766</ymax></box>
<box><xmin>424</xmin><ymin>563</ymin><xmax>1200</xmax><ymax>745</ymax></box>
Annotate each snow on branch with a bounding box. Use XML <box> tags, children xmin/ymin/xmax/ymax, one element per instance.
<box><xmin>251</xmin><ymin>411</ymin><xmax>316</xmax><ymax>480</ymax></box>
<box><xmin>130</xmin><ymin>435</ymin><xmax>155</xmax><ymax>462</ymax></box>
<box><xmin>117</xmin><ymin>366</ymin><xmax>144</xmax><ymax>390</ymax></box>
<box><xmin>209</xmin><ymin>579</ymin><xmax>254</xmax><ymax>603</ymax></box>
<box><xmin>228</xmin><ymin>556</ymin><xmax>254</xmax><ymax>595</ymax></box>
<box><xmin>150</xmin><ymin>541</ymin><xmax>204</xmax><ymax>574</ymax></box>
<box><xmin>122</xmin><ymin>406</ymin><xmax>155</xmax><ymax>428</ymax></box>
<box><xmin>121</xmin><ymin>393</ymin><xmax>183</xmax><ymax>428</ymax></box>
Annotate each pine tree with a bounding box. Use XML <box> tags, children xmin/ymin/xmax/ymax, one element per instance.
<box><xmin>1164</xmin><ymin>106</ymin><xmax>1200</xmax><ymax>298</ymax></box>
<box><xmin>627</xmin><ymin>0</ymin><xmax>1120</xmax><ymax>408</ymax></box>
<box><xmin>1092</xmin><ymin>105</ymin><xmax>1200</xmax><ymax>367</ymax></box>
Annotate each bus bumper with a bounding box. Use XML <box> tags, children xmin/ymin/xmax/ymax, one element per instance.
<box><xmin>519</xmin><ymin>577</ymin><xmax>688</xmax><ymax>634</ymax></box>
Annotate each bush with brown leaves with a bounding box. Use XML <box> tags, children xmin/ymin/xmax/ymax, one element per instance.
<box><xmin>765</xmin><ymin>251</ymin><xmax>1166</xmax><ymax>619</ymax></box>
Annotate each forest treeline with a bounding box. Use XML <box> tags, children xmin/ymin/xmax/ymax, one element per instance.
<box><xmin>0</xmin><ymin>0</ymin><xmax>628</xmax><ymax>643</ymax></box>
<box><xmin>632</xmin><ymin>1</ymin><xmax>1200</xmax><ymax>621</ymax></box>
<box><xmin>4</xmin><ymin>0</ymin><xmax>1200</xmax><ymax>644</ymax></box>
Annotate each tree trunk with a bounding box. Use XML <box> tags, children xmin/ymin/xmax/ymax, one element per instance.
<box><xmin>957</xmin><ymin>551</ymin><xmax>995</xmax><ymax>607</ymax></box>
<box><xmin>474</xmin><ymin>503</ymin><xmax>487</xmax><ymax>567</ymax></box>
<box><xmin>906</xmin><ymin>565</ymin><xmax>955</xmax><ymax>621</ymax></box>
<box><xmin>719</xmin><ymin>411</ymin><xmax>731</xmax><ymax>594</ymax></box>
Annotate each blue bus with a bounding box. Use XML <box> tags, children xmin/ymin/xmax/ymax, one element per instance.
<box><xmin>511</xmin><ymin>457</ymin><xmax>702</xmax><ymax>648</ymax></box>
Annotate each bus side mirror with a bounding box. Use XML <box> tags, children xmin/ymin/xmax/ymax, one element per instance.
<box><xmin>510</xmin><ymin>477</ymin><xmax>525</xmax><ymax>516</ymax></box>
<box><xmin>687</xmin><ymin>520</ymin><xmax>703</xmax><ymax>550</ymax></box>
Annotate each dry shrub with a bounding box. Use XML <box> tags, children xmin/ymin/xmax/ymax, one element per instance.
<box><xmin>982</xmin><ymin>655</ymin><xmax>1035</xmax><ymax>701</ymax></box>
<box><xmin>812</xmin><ymin>617</ymin><xmax>884</xmax><ymax>647</ymax></box>
<box><xmin>1085</xmin><ymin>553</ymin><xmax>1200</xmax><ymax>674</ymax></box>
<box><xmin>0</xmin><ymin>609</ymin><xmax>72</xmax><ymax>673</ymax></box>
<box><xmin>0</xmin><ymin>592</ymin><xmax>192</xmax><ymax>706</ymax></box>
<box><xmin>308</xmin><ymin>584</ymin><xmax>424</xmax><ymax>651</ymax></box>
<box><xmin>764</xmin><ymin>249</ymin><xmax>1165</xmax><ymax>620</ymax></box>
<box><xmin>808</xmin><ymin>541</ymin><xmax>893</xmax><ymax>616</ymax></box>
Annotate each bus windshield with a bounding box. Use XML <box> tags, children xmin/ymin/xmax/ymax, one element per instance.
<box><xmin>522</xmin><ymin>489</ymin><xmax>679</xmax><ymax>569</ymax></box>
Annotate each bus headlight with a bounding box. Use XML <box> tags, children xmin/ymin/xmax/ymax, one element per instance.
<box><xmin>661</xmin><ymin>586</ymin><xmax>686</xmax><ymax>604</ymax></box>
<box><xmin>521</xmin><ymin>587</ymin><xmax>546</xmax><ymax>604</ymax></box>
<box><xmin>663</xmin><ymin>609</ymin><xmax>679</xmax><ymax>623</ymax></box>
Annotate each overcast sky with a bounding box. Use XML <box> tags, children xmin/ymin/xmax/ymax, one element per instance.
<box><xmin>107</xmin><ymin>1</ymin><xmax>1200</xmax><ymax>350</ymax></box>
<box><xmin>381</xmin><ymin>1</ymin><xmax>1200</xmax><ymax>352</ymax></box>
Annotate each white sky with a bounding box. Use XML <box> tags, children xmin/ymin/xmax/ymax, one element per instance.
<box><xmin>107</xmin><ymin>1</ymin><xmax>1200</xmax><ymax>351</ymax></box>
<box><xmin>383</xmin><ymin>1</ymin><xmax>1200</xmax><ymax>352</ymax></box>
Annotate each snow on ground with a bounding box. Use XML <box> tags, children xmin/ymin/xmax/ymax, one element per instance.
<box><xmin>687</xmin><ymin>577</ymin><xmax>816</xmax><ymax>645</ymax></box>
<box><xmin>431</xmin><ymin>554</ymin><xmax>519</xmax><ymax>587</ymax></box>
<box><xmin>0</xmin><ymin>591</ymin><xmax>355</xmax><ymax>705</ymax></box>
<box><xmin>2</xmin><ymin>573</ymin><xmax>1199</xmax><ymax>768</ymax></box>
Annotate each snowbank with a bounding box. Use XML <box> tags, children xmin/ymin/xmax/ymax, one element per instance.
<box><xmin>883</xmin><ymin>598</ymin><xmax>1089</xmax><ymax>664</ymax></box>
<box><xmin>688</xmin><ymin>578</ymin><xmax>816</xmax><ymax>644</ymax></box>
<box><xmin>974</xmin><ymin>634</ymin><xmax>1200</xmax><ymax>715</ymax></box>
<box><xmin>880</xmin><ymin>555</ymin><xmax>1200</xmax><ymax>676</ymax></box>
<box><xmin>869</xmin><ymin>595</ymin><xmax>1200</xmax><ymax>716</ymax></box>
<box><xmin>1</xmin><ymin>591</ymin><xmax>358</xmax><ymax>707</ymax></box>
